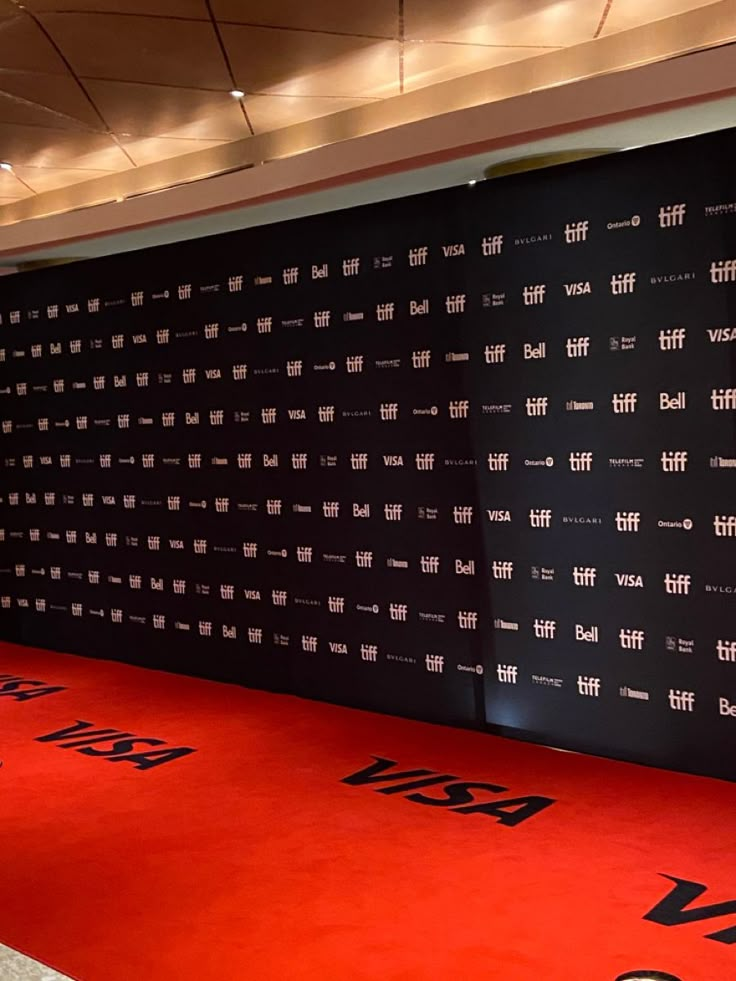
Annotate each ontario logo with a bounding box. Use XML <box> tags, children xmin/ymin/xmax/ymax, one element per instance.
<box><xmin>341</xmin><ymin>757</ymin><xmax>555</xmax><ymax>826</ymax></box>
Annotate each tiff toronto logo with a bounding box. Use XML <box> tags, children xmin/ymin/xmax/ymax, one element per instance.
<box><xmin>341</xmin><ymin>757</ymin><xmax>555</xmax><ymax>826</ymax></box>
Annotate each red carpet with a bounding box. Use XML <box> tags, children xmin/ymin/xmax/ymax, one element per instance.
<box><xmin>0</xmin><ymin>640</ymin><xmax>734</xmax><ymax>981</ymax></box>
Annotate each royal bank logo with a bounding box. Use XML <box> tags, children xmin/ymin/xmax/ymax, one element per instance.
<box><xmin>711</xmin><ymin>388</ymin><xmax>736</xmax><ymax>410</ymax></box>
<box><xmin>485</xmin><ymin>344</ymin><xmax>506</xmax><ymax>364</ymax></box>
<box><xmin>620</xmin><ymin>628</ymin><xmax>645</xmax><ymax>650</ymax></box>
<box><xmin>659</xmin><ymin>328</ymin><xmax>686</xmax><ymax>351</ymax></box>
<box><xmin>445</xmin><ymin>294</ymin><xmax>466</xmax><ymax>314</ymax></box>
<box><xmin>569</xmin><ymin>452</ymin><xmax>593</xmax><ymax>472</ymax></box>
<box><xmin>572</xmin><ymin>566</ymin><xmax>596</xmax><ymax>587</ymax></box>
<box><xmin>612</xmin><ymin>392</ymin><xmax>637</xmax><ymax>413</ymax></box>
<box><xmin>615</xmin><ymin>511</ymin><xmax>641</xmax><ymax>533</ymax></box>
<box><xmin>529</xmin><ymin>509</ymin><xmax>552</xmax><ymax>529</ymax></box>
<box><xmin>522</xmin><ymin>284</ymin><xmax>546</xmax><ymax>305</ymax></box>
<box><xmin>610</xmin><ymin>272</ymin><xmax>636</xmax><ymax>294</ymax></box>
<box><xmin>714</xmin><ymin>515</ymin><xmax>736</xmax><ymax>537</ymax></box>
<box><xmin>564</xmin><ymin>221</ymin><xmax>588</xmax><ymax>243</ymax></box>
<box><xmin>669</xmin><ymin>689</ymin><xmax>695</xmax><ymax>711</ymax></box>
<box><xmin>408</xmin><ymin>246</ymin><xmax>428</xmax><ymax>266</ymax></box>
<box><xmin>566</xmin><ymin>337</ymin><xmax>590</xmax><ymax>358</ymax></box>
<box><xmin>710</xmin><ymin>259</ymin><xmax>736</xmax><ymax>283</ymax></box>
<box><xmin>664</xmin><ymin>573</ymin><xmax>691</xmax><ymax>595</ymax></box>
<box><xmin>577</xmin><ymin>676</ymin><xmax>601</xmax><ymax>697</ymax></box>
<box><xmin>457</xmin><ymin>610</ymin><xmax>478</xmax><ymax>630</ymax></box>
<box><xmin>491</xmin><ymin>560</ymin><xmax>513</xmax><ymax>580</ymax></box>
<box><xmin>480</xmin><ymin>234</ymin><xmax>503</xmax><ymax>256</ymax></box>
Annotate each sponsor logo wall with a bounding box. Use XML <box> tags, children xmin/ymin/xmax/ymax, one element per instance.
<box><xmin>1</xmin><ymin>130</ymin><xmax>734</xmax><ymax>777</ymax></box>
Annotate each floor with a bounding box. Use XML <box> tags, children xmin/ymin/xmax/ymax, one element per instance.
<box><xmin>0</xmin><ymin>639</ymin><xmax>734</xmax><ymax>981</ymax></box>
<box><xmin>0</xmin><ymin>945</ymin><xmax>70</xmax><ymax>980</ymax></box>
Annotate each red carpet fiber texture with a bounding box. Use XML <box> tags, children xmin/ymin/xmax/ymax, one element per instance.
<box><xmin>0</xmin><ymin>640</ymin><xmax>734</xmax><ymax>981</ymax></box>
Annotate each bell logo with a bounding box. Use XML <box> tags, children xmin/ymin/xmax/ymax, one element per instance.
<box><xmin>525</xmin><ymin>397</ymin><xmax>548</xmax><ymax>416</ymax></box>
<box><xmin>421</xmin><ymin>556</ymin><xmax>440</xmax><ymax>574</ymax></box>
<box><xmin>491</xmin><ymin>561</ymin><xmax>513</xmax><ymax>580</ymax></box>
<box><xmin>376</xmin><ymin>303</ymin><xmax>394</xmax><ymax>321</ymax></box>
<box><xmin>612</xmin><ymin>392</ymin><xmax>638</xmax><ymax>413</ymax></box>
<box><xmin>659</xmin><ymin>328</ymin><xmax>686</xmax><ymax>350</ymax></box>
<box><xmin>445</xmin><ymin>294</ymin><xmax>466</xmax><ymax>314</ymax></box>
<box><xmin>412</xmin><ymin>349</ymin><xmax>431</xmax><ymax>368</ymax></box>
<box><xmin>661</xmin><ymin>451</ymin><xmax>687</xmax><ymax>472</ymax></box>
<box><xmin>664</xmin><ymin>573</ymin><xmax>691</xmax><ymax>595</ymax></box>
<box><xmin>572</xmin><ymin>566</ymin><xmax>597</xmax><ymax>587</ymax></box>
<box><xmin>575</xmin><ymin>624</ymin><xmax>599</xmax><ymax>643</ymax></box>
<box><xmin>449</xmin><ymin>400</ymin><xmax>469</xmax><ymax>419</ymax></box>
<box><xmin>523</xmin><ymin>342</ymin><xmax>546</xmax><ymax>359</ymax></box>
<box><xmin>282</xmin><ymin>266</ymin><xmax>299</xmax><ymax>285</ymax></box>
<box><xmin>482</xmin><ymin>234</ymin><xmax>504</xmax><ymax>255</ymax></box>
<box><xmin>533</xmin><ymin>619</ymin><xmax>556</xmax><ymax>639</ymax></box>
<box><xmin>522</xmin><ymin>284</ymin><xmax>546</xmax><ymax>305</ymax></box>
<box><xmin>620</xmin><ymin>628</ymin><xmax>645</xmax><ymax>650</ymax></box>
<box><xmin>564</xmin><ymin>221</ymin><xmax>588</xmax><ymax>243</ymax></box>
<box><xmin>408</xmin><ymin>247</ymin><xmax>428</xmax><ymax>266</ymax></box>
<box><xmin>529</xmin><ymin>509</ymin><xmax>552</xmax><ymax>529</ymax></box>
<box><xmin>660</xmin><ymin>391</ymin><xmax>686</xmax><ymax>410</ymax></box>
<box><xmin>311</xmin><ymin>263</ymin><xmax>328</xmax><ymax>279</ymax></box>
<box><xmin>577</xmin><ymin>676</ymin><xmax>601</xmax><ymax>697</ymax></box>
<box><xmin>453</xmin><ymin>506</ymin><xmax>473</xmax><ymax>525</ymax></box>
<box><xmin>353</xmin><ymin>503</ymin><xmax>370</xmax><ymax>518</ymax></box>
<box><xmin>457</xmin><ymin>611</ymin><xmax>478</xmax><ymax>630</ymax></box>
<box><xmin>488</xmin><ymin>453</ymin><xmax>510</xmax><ymax>471</ymax></box>
<box><xmin>615</xmin><ymin>511</ymin><xmax>641</xmax><ymax>532</ymax></box>
<box><xmin>566</xmin><ymin>337</ymin><xmax>590</xmax><ymax>358</ymax></box>
<box><xmin>343</xmin><ymin>257</ymin><xmax>360</xmax><ymax>276</ymax></box>
<box><xmin>455</xmin><ymin>560</ymin><xmax>475</xmax><ymax>575</ymax></box>
<box><xmin>710</xmin><ymin>259</ymin><xmax>736</xmax><ymax>283</ymax></box>
<box><xmin>485</xmin><ymin>344</ymin><xmax>506</xmax><ymax>363</ymax></box>
<box><xmin>610</xmin><ymin>272</ymin><xmax>636</xmax><ymax>294</ymax></box>
<box><xmin>659</xmin><ymin>203</ymin><xmax>686</xmax><ymax>227</ymax></box>
<box><xmin>569</xmin><ymin>452</ymin><xmax>593</xmax><ymax>471</ymax></box>
<box><xmin>714</xmin><ymin>515</ymin><xmax>736</xmax><ymax>537</ymax></box>
<box><xmin>669</xmin><ymin>689</ymin><xmax>695</xmax><ymax>711</ymax></box>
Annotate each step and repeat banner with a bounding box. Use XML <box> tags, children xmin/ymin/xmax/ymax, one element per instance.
<box><xmin>1</xmin><ymin>129</ymin><xmax>735</xmax><ymax>777</ymax></box>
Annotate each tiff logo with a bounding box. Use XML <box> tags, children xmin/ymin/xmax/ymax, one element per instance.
<box><xmin>577</xmin><ymin>676</ymin><xmax>601</xmax><ymax>697</ymax></box>
<box><xmin>714</xmin><ymin>515</ymin><xmax>736</xmax><ymax>537</ymax></box>
<box><xmin>445</xmin><ymin>294</ymin><xmax>466</xmax><ymax>314</ymax></box>
<box><xmin>282</xmin><ymin>266</ymin><xmax>299</xmax><ymax>285</ymax></box>
<box><xmin>610</xmin><ymin>272</ymin><xmax>636</xmax><ymax>294</ymax></box>
<box><xmin>620</xmin><ymin>628</ymin><xmax>645</xmax><ymax>650</ymax></box>
<box><xmin>355</xmin><ymin>550</ymin><xmax>373</xmax><ymax>568</ymax></box>
<box><xmin>457</xmin><ymin>610</ymin><xmax>478</xmax><ymax>630</ymax></box>
<box><xmin>243</xmin><ymin>542</ymin><xmax>258</xmax><ymax>558</ymax></box>
<box><xmin>204</xmin><ymin>324</ymin><xmax>219</xmax><ymax>340</ymax></box>
<box><xmin>237</xmin><ymin>453</ymin><xmax>252</xmax><ymax>469</ymax></box>
<box><xmin>361</xmin><ymin>644</ymin><xmax>378</xmax><ymax>662</ymax></box>
<box><xmin>615</xmin><ymin>511</ymin><xmax>641</xmax><ymax>533</ymax></box>
<box><xmin>717</xmin><ymin>639</ymin><xmax>736</xmax><ymax>662</ymax></box>
<box><xmin>88</xmin><ymin>298</ymin><xmax>100</xmax><ymax>313</ymax></box>
<box><xmin>569</xmin><ymin>452</ymin><xmax>593</xmax><ymax>471</ymax></box>
<box><xmin>668</xmin><ymin>689</ymin><xmax>695</xmax><ymax>711</ymax></box>
<box><xmin>449</xmin><ymin>400</ymin><xmax>469</xmax><ymax>419</ymax></box>
<box><xmin>566</xmin><ymin>337</ymin><xmax>590</xmax><ymax>358</ymax></box>
<box><xmin>526</xmin><ymin>397</ymin><xmax>548</xmax><ymax>416</ymax></box>
<box><xmin>232</xmin><ymin>364</ymin><xmax>248</xmax><ymax>381</ymax></box>
<box><xmin>421</xmin><ymin>555</ymin><xmax>440</xmax><ymax>574</ymax></box>
<box><xmin>453</xmin><ymin>506</ymin><xmax>473</xmax><ymax>525</ymax></box>
<box><xmin>425</xmin><ymin>654</ymin><xmax>444</xmax><ymax>673</ymax></box>
<box><xmin>384</xmin><ymin>503</ymin><xmax>403</xmax><ymax>521</ymax></box>
<box><xmin>376</xmin><ymin>303</ymin><xmax>394</xmax><ymax>321</ymax></box>
<box><xmin>482</xmin><ymin>235</ymin><xmax>504</xmax><ymax>255</ymax></box>
<box><xmin>346</xmin><ymin>355</ymin><xmax>364</xmax><ymax>373</ymax></box>
<box><xmin>492</xmin><ymin>561</ymin><xmax>513</xmax><ymax>580</ymax></box>
<box><xmin>664</xmin><ymin>573</ymin><xmax>691</xmax><ymax>595</ymax></box>
<box><xmin>412</xmin><ymin>350</ymin><xmax>431</xmax><ymax>369</ymax></box>
<box><xmin>659</xmin><ymin>203</ymin><xmax>686</xmax><ymax>227</ymax></box>
<box><xmin>314</xmin><ymin>310</ymin><xmax>331</xmax><ymax>329</ymax></box>
<box><xmin>659</xmin><ymin>328</ymin><xmax>686</xmax><ymax>350</ymax></box>
<box><xmin>343</xmin><ymin>257</ymin><xmax>360</xmax><ymax>276</ymax></box>
<box><xmin>485</xmin><ymin>344</ymin><xmax>506</xmax><ymax>364</ymax></box>
<box><xmin>710</xmin><ymin>259</ymin><xmax>736</xmax><ymax>283</ymax></box>
<box><xmin>572</xmin><ymin>566</ymin><xmax>597</xmax><ymax>587</ymax></box>
<box><xmin>661</xmin><ymin>451</ymin><xmax>687</xmax><ymax>472</ymax></box>
<box><xmin>248</xmin><ymin>628</ymin><xmax>263</xmax><ymax>644</ymax></box>
<box><xmin>266</xmin><ymin>499</ymin><xmax>283</xmax><ymax>516</ymax></box>
<box><xmin>323</xmin><ymin>501</ymin><xmax>340</xmax><ymax>518</ymax></box>
<box><xmin>291</xmin><ymin>453</ymin><xmax>308</xmax><ymax>470</ymax></box>
<box><xmin>523</xmin><ymin>284</ymin><xmax>546</xmax><ymax>305</ymax></box>
<box><xmin>286</xmin><ymin>360</ymin><xmax>302</xmax><ymax>377</ymax></box>
<box><xmin>261</xmin><ymin>407</ymin><xmax>277</xmax><ymax>424</ymax></box>
<box><xmin>612</xmin><ymin>392</ymin><xmax>637</xmax><ymax>413</ymax></box>
<box><xmin>712</xmin><ymin>388</ymin><xmax>736</xmax><ymax>410</ymax></box>
<box><xmin>380</xmin><ymin>403</ymin><xmax>399</xmax><ymax>421</ymax></box>
<box><xmin>488</xmin><ymin>453</ymin><xmax>510</xmax><ymax>471</ymax></box>
<box><xmin>415</xmin><ymin>453</ymin><xmax>435</xmax><ymax>471</ymax></box>
<box><xmin>272</xmin><ymin>590</ymin><xmax>288</xmax><ymax>607</ymax></box>
<box><xmin>257</xmin><ymin>317</ymin><xmax>272</xmax><ymax>334</ymax></box>
<box><xmin>296</xmin><ymin>546</ymin><xmax>312</xmax><ymax>563</ymax></box>
<box><xmin>318</xmin><ymin>405</ymin><xmax>335</xmax><ymax>423</ymax></box>
<box><xmin>389</xmin><ymin>603</ymin><xmax>408</xmax><ymax>622</ymax></box>
<box><xmin>302</xmin><ymin>635</ymin><xmax>318</xmax><ymax>653</ymax></box>
<box><xmin>529</xmin><ymin>509</ymin><xmax>552</xmax><ymax>529</ymax></box>
<box><xmin>228</xmin><ymin>275</ymin><xmax>243</xmax><ymax>292</ymax></box>
<box><xmin>497</xmin><ymin>665</ymin><xmax>518</xmax><ymax>684</ymax></box>
<box><xmin>564</xmin><ymin>220</ymin><xmax>589</xmax><ymax>243</ymax></box>
<box><xmin>178</xmin><ymin>284</ymin><xmax>192</xmax><ymax>300</ymax></box>
<box><xmin>534</xmin><ymin>619</ymin><xmax>556</xmax><ymax>639</ymax></box>
<box><xmin>351</xmin><ymin>453</ymin><xmax>368</xmax><ymax>470</ymax></box>
<box><xmin>328</xmin><ymin>596</ymin><xmax>345</xmax><ymax>614</ymax></box>
<box><xmin>408</xmin><ymin>247</ymin><xmax>428</xmax><ymax>266</ymax></box>
<box><xmin>130</xmin><ymin>292</ymin><xmax>144</xmax><ymax>307</ymax></box>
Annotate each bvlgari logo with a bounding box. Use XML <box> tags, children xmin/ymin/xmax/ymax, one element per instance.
<box><xmin>341</xmin><ymin>757</ymin><xmax>554</xmax><ymax>826</ymax></box>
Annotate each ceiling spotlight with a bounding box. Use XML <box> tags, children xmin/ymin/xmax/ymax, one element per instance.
<box><xmin>467</xmin><ymin>179</ymin><xmax>477</xmax><ymax>186</ymax></box>
<box><xmin>229</xmin><ymin>89</ymin><xmax>245</xmax><ymax>99</ymax></box>
<box><xmin>0</xmin><ymin>161</ymin><xmax>13</xmax><ymax>172</ymax></box>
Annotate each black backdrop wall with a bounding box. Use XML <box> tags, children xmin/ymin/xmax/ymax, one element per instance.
<box><xmin>1</xmin><ymin>129</ymin><xmax>735</xmax><ymax>779</ymax></box>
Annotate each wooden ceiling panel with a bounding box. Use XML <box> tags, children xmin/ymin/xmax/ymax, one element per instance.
<box><xmin>222</xmin><ymin>24</ymin><xmax>400</xmax><ymax>98</ymax></box>
<box><xmin>403</xmin><ymin>39</ymin><xmax>552</xmax><ymax>91</ymax></box>
<box><xmin>12</xmin><ymin>164</ymin><xmax>119</xmax><ymax>192</ymax></box>
<box><xmin>119</xmin><ymin>135</ymin><xmax>227</xmax><ymax>166</ymax></box>
<box><xmin>211</xmin><ymin>0</ymin><xmax>398</xmax><ymax>37</ymax></box>
<box><xmin>37</xmin><ymin>12</ymin><xmax>232</xmax><ymax>88</ymax></box>
<box><xmin>0</xmin><ymin>71</ymin><xmax>103</xmax><ymax>130</ymax></box>
<box><xmin>245</xmin><ymin>93</ymin><xmax>379</xmax><ymax>133</ymax></box>
<box><xmin>0</xmin><ymin>12</ymin><xmax>69</xmax><ymax>73</ymax></box>
<box><xmin>404</xmin><ymin>0</ymin><xmax>601</xmax><ymax>47</ymax></box>
<box><xmin>0</xmin><ymin>122</ymin><xmax>130</xmax><ymax>168</ymax></box>
<box><xmin>601</xmin><ymin>0</ymin><xmax>721</xmax><ymax>35</ymax></box>
<box><xmin>21</xmin><ymin>1</ymin><xmax>209</xmax><ymax>17</ymax></box>
<box><xmin>84</xmin><ymin>80</ymin><xmax>250</xmax><ymax>141</ymax></box>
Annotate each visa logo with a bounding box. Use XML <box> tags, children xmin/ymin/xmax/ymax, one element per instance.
<box><xmin>288</xmin><ymin>409</ymin><xmax>306</xmax><ymax>420</ymax></box>
<box><xmin>442</xmin><ymin>244</ymin><xmax>466</xmax><ymax>257</ymax></box>
<box><xmin>615</xmin><ymin>573</ymin><xmax>644</xmax><ymax>587</ymax></box>
<box><xmin>564</xmin><ymin>282</ymin><xmax>591</xmax><ymax>296</ymax></box>
<box><xmin>487</xmin><ymin>510</ymin><xmax>511</xmax><ymax>521</ymax></box>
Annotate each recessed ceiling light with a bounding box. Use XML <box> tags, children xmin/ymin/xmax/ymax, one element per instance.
<box><xmin>229</xmin><ymin>89</ymin><xmax>245</xmax><ymax>99</ymax></box>
<box><xmin>0</xmin><ymin>162</ymin><xmax>13</xmax><ymax>172</ymax></box>
<box><xmin>467</xmin><ymin>179</ymin><xmax>477</xmax><ymax>186</ymax></box>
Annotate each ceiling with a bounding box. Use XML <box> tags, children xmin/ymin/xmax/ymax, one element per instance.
<box><xmin>0</xmin><ymin>0</ymin><xmax>724</xmax><ymax>207</ymax></box>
